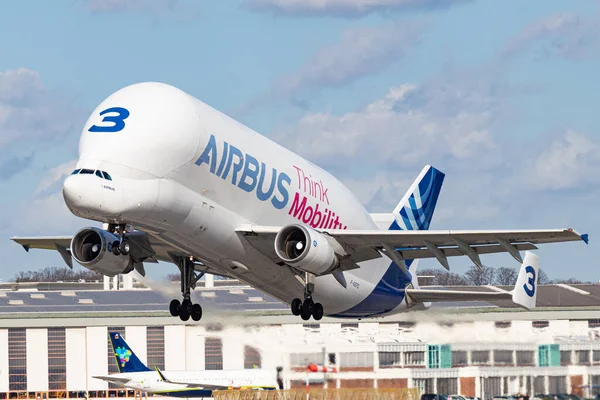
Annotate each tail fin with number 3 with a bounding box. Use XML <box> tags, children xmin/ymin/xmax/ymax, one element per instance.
<box><xmin>511</xmin><ymin>251</ymin><xmax>539</xmax><ymax>310</ymax></box>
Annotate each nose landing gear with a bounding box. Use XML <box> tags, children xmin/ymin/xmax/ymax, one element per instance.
<box><xmin>168</xmin><ymin>256</ymin><xmax>204</xmax><ymax>322</ymax></box>
<box><xmin>291</xmin><ymin>272</ymin><xmax>324</xmax><ymax>321</ymax></box>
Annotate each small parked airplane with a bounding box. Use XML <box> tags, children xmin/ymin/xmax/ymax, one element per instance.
<box><xmin>11</xmin><ymin>82</ymin><xmax>588</xmax><ymax>321</ymax></box>
<box><xmin>94</xmin><ymin>332</ymin><xmax>278</xmax><ymax>397</ymax></box>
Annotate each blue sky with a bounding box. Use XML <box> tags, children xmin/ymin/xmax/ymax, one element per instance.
<box><xmin>0</xmin><ymin>0</ymin><xmax>599</xmax><ymax>282</ymax></box>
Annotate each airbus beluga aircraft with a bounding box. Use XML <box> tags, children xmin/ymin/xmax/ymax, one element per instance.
<box><xmin>11</xmin><ymin>82</ymin><xmax>588</xmax><ymax>322</ymax></box>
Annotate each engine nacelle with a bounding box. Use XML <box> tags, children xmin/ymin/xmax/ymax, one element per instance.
<box><xmin>70</xmin><ymin>227</ymin><xmax>131</xmax><ymax>277</ymax></box>
<box><xmin>274</xmin><ymin>224</ymin><xmax>341</xmax><ymax>275</ymax></box>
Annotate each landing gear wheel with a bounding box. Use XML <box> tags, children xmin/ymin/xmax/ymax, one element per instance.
<box><xmin>191</xmin><ymin>304</ymin><xmax>203</xmax><ymax>321</ymax></box>
<box><xmin>119</xmin><ymin>241</ymin><xmax>130</xmax><ymax>256</ymax></box>
<box><xmin>312</xmin><ymin>303</ymin><xmax>323</xmax><ymax>321</ymax></box>
<box><xmin>111</xmin><ymin>241</ymin><xmax>121</xmax><ymax>256</ymax></box>
<box><xmin>300</xmin><ymin>308</ymin><xmax>311</xmax><ymax>320</ymax></box>
<box><xmin>169</xmin><ymin>256</ymin><xmax>206</xmax><ymax>321</ymax></box>
<box><xmin>179</xmin><ymin>299</ymin><xmax>192</xmax><ymax>321</ymax></box>
<box><xmin>169</xmin><ymin>299</ymin><xmax>181</xmax><ymax>317</ymax></box>
<box><xmin>291</xmin><ymin>298</ymin><xmax>302</xmax><ymax>316</ymax></box>
<box><xmin>302</xmin><ymin>298</ymin><xmax>314</xmax><ymax>315</ymax></box>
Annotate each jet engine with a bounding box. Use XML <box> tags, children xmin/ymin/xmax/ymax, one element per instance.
<box><xmin>70</xmin><ymin>227</ymin><xmax>132</xmax><ymax>277</ymax></box>
<box><xmin>274</xmin><ymin>224</ymin><xmax>342</xmax><ymax>275</ymax></box>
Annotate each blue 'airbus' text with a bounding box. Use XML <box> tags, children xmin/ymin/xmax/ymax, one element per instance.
<box><xmin>195</xmin><ymin>134</ymin><xmax>291</xmax><ymax>209</ymax></box>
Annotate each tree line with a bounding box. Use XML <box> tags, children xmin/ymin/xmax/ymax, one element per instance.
<box><xmin>14</xmin><ymin>267</ymin><xmax>103</xmax><ymax>282</ymax></box>
<box><xmin>11</xmin><ymin>265</ymin><xmax>589</xmax><ymax>286</ymax></box>
<box><xmin>419</xmin><ymin>265</ymin><xmax>590</xmax><ymax>286</ymax></box>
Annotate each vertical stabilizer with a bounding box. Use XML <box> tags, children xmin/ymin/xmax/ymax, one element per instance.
<box><xmin>108</xmin><ymin>331</ymin><xmax>151</xmax><ymax>373</ymax></box>
<box><xmin>390</xmin><ymin>165</ymin><xmax>445</xmax><ymax>232</ymax></box>
<box><xmin>512</xmin><ymin>251</ymin><xmax>539</xmax><ymax>310</ymax></box>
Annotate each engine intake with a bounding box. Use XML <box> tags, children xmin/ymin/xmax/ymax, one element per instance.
<box><xmin>70</xmin><ymin>227</ymin><xmax>131</xmax><ymax>277</ymax></box>
<box><xmin>274</xmin><ymin>224</ymin><xmax>340</xmax><ymax>275</ymax></box>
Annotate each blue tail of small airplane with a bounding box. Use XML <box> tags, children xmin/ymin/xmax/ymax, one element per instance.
<box><xmin>109</xmin><ymin>332</ymin><xmax>151</xmax><ymax>373</ymax></box>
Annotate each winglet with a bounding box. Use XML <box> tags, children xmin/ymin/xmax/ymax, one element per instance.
<box><xmin>511</xmin><ymin>251</ymin><xmax>539</xmax><ymax>310</ymax></box>
<box><xmin>155</xmin><ymin>366</ymin><xmax>166</xmax><ymax>381</ymax></box>
<box><xmin>582</xmin><ymin>233</ymin><xmax>589</xmax><ymax>245</ymax></box>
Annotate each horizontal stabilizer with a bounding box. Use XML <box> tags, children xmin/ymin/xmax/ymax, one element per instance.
<box><xmin>405</xmin><ymin>288</ymin><xmax>511</xmax><ymax>303</ymax></box>
<box><xmin>405</xmin><ymin>251</ymin><xmax>540</xmax><ymax>309</ymax></box>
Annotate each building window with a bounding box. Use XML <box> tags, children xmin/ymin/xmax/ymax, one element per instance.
<box><xmin>340</xmin><ymin>352</ymin><xmax>374</xmax><ymax>368</ymax></box>
<box><xmin>290</xmin><ymin>353</ymin><xmax>323</xmax><ymax>367</ymax></box>
<box><xmin>532</xmin><ymin>320</ymin><xmax>549</xmax><ymax>329</ymax></box>
<box><xmin>471</xmin><ymin>350</ymin><xmax>490</xmax><ymax>365</ymax></box>
<box><xmin>244</xmin><ymin>346</ymin><xmax>262</xmax><ymax>369</ymax></box>
<box><xmin>404</xmin><ymin>351</ymin><xmax>425</xmax><ymax>366</ymax></box>
<box><xmin>8</xmin><ymin>328</ymin><xmax>27</xmax><ymax>391</ymax></box>
<box><xmin>516</xmin><ymin>351</ymin><xmax>535</xmax><ymax>366</ymax></box>
<box><xmin>451</xmin><ymin>350</ymin><xmax>468</xmax><ymax>367</ymax></box>
<box><xmin>437</xmin><ymin>378</ymin><xmax>457</xmax><ymax>394</ymax></box>
<box><xmin>341</xmin><ymin>323</ymin><xmax>359</xmax><ymax>329</ymax></box>
<box><xmin>302</xmin><ymin>324</ymin><xmax>320</xmax><ymax>329</ymax></box>
<box><xmin>379</xmin><ymin>352</ymin><xmax>402</xmax><ymax>368</ymax></box>
<box><xmin>48</xmin><ymin>328</ymin><xmax>66</xmax><ymax>390</ymax></box>
<box><xmin>413</xmin><ymin>378</ymin><xmax>434</xmax><ymax>394</ymax></box>
<box><xmin>205</xmin><ymin>338</ymin><xmax>223</xmax><ymax>370</ymax></box>
<box><xmin>146</xmin><ymin>326</ymin><xmax>165</xmax><ymax>370</ymax></box>
<box><xmin>494</xmin><ymin>350</ymin><xmax>513</xmax><ymax>365</ymax></box>
<box><xmin>494</xmin><ymin>321</ymin><xmax>511</xmax><ymax>329</ymax></box>
<box><xmin>107</xmin><ymin>327</ymin><xmax>125</xmax><ymax>388</ymax></box>
<box><xmin>560</xmin><ymin>350</ymin><xmax>572</xmax><ymax>366</ymax></box>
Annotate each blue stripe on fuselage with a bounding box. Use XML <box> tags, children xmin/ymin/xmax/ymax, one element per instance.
<box><xmin>331</xmin><ymin>219</ymin><xmax>413</xmax><ymax>318</ymax></box>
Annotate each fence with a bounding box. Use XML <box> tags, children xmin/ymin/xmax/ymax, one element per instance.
<box><xmin>213</xmin><ymin>388</ymin><xmax>420</xmax><ymax>400</ymax></box>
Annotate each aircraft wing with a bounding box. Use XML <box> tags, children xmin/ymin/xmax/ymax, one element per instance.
<box><xmin>237</xmin><ymin>225</ymin><xmax>587</xmax><ymax>270</ymax></box>
<box><xmin>92</xmin><ymin>375</ymin><xmax>131</xmax><ymax>385</ymax></box>
<box><xmin>10</xmin><ymin>234</ymin><xmax>235</xmax><ymax>279</ymax></box>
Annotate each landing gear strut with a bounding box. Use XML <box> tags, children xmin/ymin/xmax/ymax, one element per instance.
<box><xmin>169</xmin><ymin>257</ymin><xmax>204</xmax><ymax>322</ymax></box>
<box><xmin>291</xmin><ymin>272</ymin><xmax>323</xmax><ymax>321</ymax></box>
<box><xmin>108</xmin><ymin>224</ymin><xmax>130</xmax><ymax>256</ymax></box>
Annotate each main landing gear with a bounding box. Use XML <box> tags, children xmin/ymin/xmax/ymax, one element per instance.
<box><xmin>169</xmin><ymin>256</ymin><xmax>204</xmax><ymax>322</ymax></box>
<box><xmin>291</xmin><ymin>272</ymin><xmax>324</xmax><ymax>321</ymax></box>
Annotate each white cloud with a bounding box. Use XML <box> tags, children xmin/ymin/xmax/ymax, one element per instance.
<box><xmin>502</xmin><ymin>13</ymin><xmax>600</xmax><ymax>60</ymax></box>
<box><xmin>243</xmin><ymin>0</ymin><xmax>468</xmax><ymax>17</ymax></box>
<box><xmin>273</xmin><ymin>80</ymin><xmax>497</xmax><ymax>172</ymax></box>
<box><xmin>275</xmin><ymin>23</ymin><xmax>423</xmax><ymax>97</ymax></box>
<box><xmin>530</xmin><ymin>130</ymin><xmax>600</xmax><ymax>191</ymax></box>
<box><xmin>0</xmin><ymin>68</ymin><xmax>83</xmax><ymax>150</ymax></box>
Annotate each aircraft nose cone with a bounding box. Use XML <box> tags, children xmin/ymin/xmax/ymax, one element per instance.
<box><xmin>62</xmin><ymin>175</ymin><xmax>81</xmax><ymax>208</ymax></box>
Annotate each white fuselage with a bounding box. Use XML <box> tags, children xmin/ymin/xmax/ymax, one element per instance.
<box><xmin>104</xmin><ymin>369</ymin><xmax>277</xmax><ymax>396</ymax></box>
<box><xmin>62</xmin><ymin>82</ymin><xmax>420</xmax><ymax>318</ymax></box>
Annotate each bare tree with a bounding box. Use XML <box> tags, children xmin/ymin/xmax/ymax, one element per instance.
<box><xmin>538</xmin><ymin>268</ymin><xmax>551</xmax><ymax>284</ymax></box>
<box><xmin>554</xmin><ymin>277</ymin><xmax>584</xmax><ymax>284</ymax></box>
<box><xmin>14</xmin><ymin>267</ymin><xmax>102</xmax><ymax>282</ymax></box>
<box><xmin>465</xmin><ymin>265</ymin><xmax>495</xmax><ymax>286</ymax></box>
<box><xmin>418</xmin><ymin>268</ymin><xmax>468</xmax><ymax>286</ymax></box>
<box><xmin>495</xmin><ymin>267</ymin><xmax>518</xmax><ymax>285</ymax></box>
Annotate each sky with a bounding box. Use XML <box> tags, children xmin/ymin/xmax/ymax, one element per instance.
<box><xmin>0</xmin><ymin>0</ymin><xmax>599</xmax><ymax>282</ymax></box>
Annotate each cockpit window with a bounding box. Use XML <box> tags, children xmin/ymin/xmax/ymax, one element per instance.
<box><xmin>71</xmin><ymin>169</ymin><xmax>81</xmax><ymax>175</ymax></box>
<box><xmin>80</xmin><ymin>169</ymin><xmax>94</xmax><ymax>175</ymax></box>
<box><xmin>95</xmin><ymin>170</ymin><xmax>103</xmax><ymax>178</ymax></box>
<box><xmin>102</xmin><ymin>171</ymin><xmax>112</xmax><ymax>181</ymax></box>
